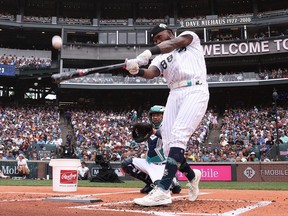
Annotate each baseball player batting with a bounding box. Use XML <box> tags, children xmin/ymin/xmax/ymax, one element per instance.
<box><xmin>126</xmin><ymin>23</ymin><xmax>210</xmax><ymax>206</ymax></box>
<box><xmin>121</xmin><ymin>105</ymin><xmax>181</xmax><ymax>194</ymax></box>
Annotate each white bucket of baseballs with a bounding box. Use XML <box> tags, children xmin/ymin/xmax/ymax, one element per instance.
<box><xmin>52</xmin><ymin>35</ymin><xmax>63</xmax><ymax>49</ymax></box>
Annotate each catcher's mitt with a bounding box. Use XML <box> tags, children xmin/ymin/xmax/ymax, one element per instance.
<box><xmin>132</xmin><ymin>122</ymin><xmax>153</xmax><ymax>143</ymax></box>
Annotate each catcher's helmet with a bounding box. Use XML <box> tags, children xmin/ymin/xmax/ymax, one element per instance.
<box><xmin>148</xmin><ymin>105</ymin><xmax>165</xmax><ymax>129</ymax></box>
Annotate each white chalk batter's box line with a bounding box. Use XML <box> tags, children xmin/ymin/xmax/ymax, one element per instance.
<box><xmin>0</xmin><ymin>190</ymin><xmax>141</xmax><ymax>203</ymax></box>
<box><xmin>68</xmin><ymin>194</ymin><xmax>272</xmax><ymax>216</ymax></box>
<box><xmin>0</xmin><ymin>191</ymin><xmax>272</xmax><ymax>215</ymax></box>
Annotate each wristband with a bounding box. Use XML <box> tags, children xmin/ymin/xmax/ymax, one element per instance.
<box><xmin>149</xmin><ymin>46</ymin><xmax>161</xmax><ymax>55</ymax></box>
<box><xmin>137</xmin><ymin>68</ymin><xmax>145</xmax><ymax>77</ymax></box>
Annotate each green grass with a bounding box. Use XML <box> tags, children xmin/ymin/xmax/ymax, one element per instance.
<box><xmin>0</xmin><ymin>180</ymin><xmax>287</xmax><ymax>190</ymax></box>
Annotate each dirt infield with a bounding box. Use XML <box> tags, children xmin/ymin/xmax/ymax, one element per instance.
<box><xmin>0</xmin><ymin>186</ymin><xmax>287</xmax><ymax>216</ymax></box>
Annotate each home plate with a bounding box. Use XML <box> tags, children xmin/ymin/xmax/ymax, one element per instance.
<box><xmin>45</xmin><ymin>197</ymin><xmax>103</xmax><ymax>203</ymax></box>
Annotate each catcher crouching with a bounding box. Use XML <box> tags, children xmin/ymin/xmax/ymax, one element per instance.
<box><xmin>121</xmin><ymin>105</ymin><xmax>181</xmax><ymax>194</ymax></box>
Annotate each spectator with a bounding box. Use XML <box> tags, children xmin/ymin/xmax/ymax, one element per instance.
<box><xmin>11</xmin><ymin>142</ymin><xmax>19</xmax><ymax>156</ymax></box>
<box><xmin>265</xmin><ymin>135</ymin><xmax>275</xmax><ymax>146</ymax></box>
<box><xmin>89</xmin><ymin>150</ymin><xmax>98</xmax><ymax>162</ymax></box>
<box><xmin>213</xmin><ymin>148</ymin><xmax>221</xmax><ymax>161</ymax></box>
<box><xmin>210</xmin><ymin>154</ymin><xmax>218</xmax><ymax>162</ymax></box>
<box><xmin>219</xmin><ymin>136</ymin><xmax>229</xmax><ymax>147</ymax></box>
<box><xmin>259</xmin><ymin>142</ymin><xmax>270</xmax><ymax>158</ymax></box>
<box><xmin>110</xmin><ymin>153</ymin><xmax>120</xmax><ymax>161</ymax></box>
<box><xmin>279</xmin><ymin>130</ymin><xmax>288</xmax><ymax>143</ymax></box>
<box><xmin>66</xmin><ymin>131</ymin><xmax>73</xmax><ymax>145</ymax></box>
<box><xmin>185</xmin><ymin>150</ymin><xmax>195</xmax><ymax>162</ymax></box>
<box><xmin>37</xmin><ymin>136</ymin><xmax>46</xmax><ymax>145</ymax></box>
<box><xmin>53</xmin><ymin>134</ymin><xmax>63</xmax><ymax>148</ymax></box>
<box><xmin>219</xmin><ymin>154</ymin><xmax>230</xmax><ymax>162</ymax></box>
<box><xmin>45</xmin><ymin>136</ymin><xmax>54</xmax><ymax>145</ymax></box>
<box><xmin>121</xmin><ymin>149</ymin><xmax>131</xmax><ymax>160</ymax></box>
<box><xmin>83</xmin><ymin>154</ymin><xmax>90</xmax><ymax>162</ymax></box>
<box><xmin>0</xmin><ymin>150</ymin><xmax>7</xmax><ymax>160</ymax></box>
<box><xmin>60</xmin><ymin>142</ymin><xmax>74</xmax><ymax>158</ymax></box>
<box><xmin>79</xmin><ymin>148</ymin><xmax>90</xmax><ymax>161</ymax></box>
<box><xmin>30</xmin><ymin>151</ymin><xmax>39</xmax><ymax>160</ymax></box>
<box><xmin>6</xmin><ymin>151</ymin><xmax>15</xmax><ymax>160</ymax></box>
<box><xmin>78</xmin><ymin>161</ymin><xmax>90</xmax><ymax>180</ymax></box>
<box><xmin>247</xmin><ymin>152</ymin><xmax>259</xmax><ymax>162</ymax></box>
<box><xmin>228</xmin><ymin>152</ymin><xmax>237</xmax><ymax>162</ymax></box>
<box><xmin>201</xmin><ymin>148</ymin><xmax>210</xmax><ymax>162</ymax></box>
<box><xmin>74</xmin><ymin>141</ymin><xmax>83</xmax><ymax>158</ymax></box>
<box><xmin>211</xmin><ymin>113</ymin><xmax>219</xmax><ymax>129</ymax></box>
<box><xmin>241</xmin><ymin>146</ymin><xmax>250</xmax><ymax>158</ymax></box>
<box><xmin>17</xmin><ymin>154</ymin><xmax>30</xmax><ymax>179</ymax></box>
<box><xmin>238</xmin><ymin>151</ymin><xmax>247</xmax><ymax>162</ymax></box>
<box><xmin>207</xmin><ymin>142</ymin><xmax>214</xmax><ymax>152</ymax></box>
<box><xmin>65</xmin><ymin>110</ymin><xmax>72</xmax><ymax>125</ymax></box>
<box><xmin>41</xmin><ymin>152</ymin><xmax>51</xmax><ymax>161</ymax></box>
<box><xmin>235</xmin><ymin>156</ymin><xmax>242</xmax><ymax>162</ymax></box>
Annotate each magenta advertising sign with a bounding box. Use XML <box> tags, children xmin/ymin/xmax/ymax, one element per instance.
<box><xmin>177</xmin><ymin>165</ymin><xmax>232</xmax><ymax>181</ymax></box>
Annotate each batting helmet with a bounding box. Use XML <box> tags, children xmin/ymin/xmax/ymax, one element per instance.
<box><xmin>150</xmin><ymin>23</ymin><xmax>173</xmax><ymax>41</ymax></box>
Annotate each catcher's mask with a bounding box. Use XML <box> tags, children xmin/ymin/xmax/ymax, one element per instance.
<box><xmin>149</xmin><ymin>105</ymin><xmax>165</xmax><ymax>129</ymax></box>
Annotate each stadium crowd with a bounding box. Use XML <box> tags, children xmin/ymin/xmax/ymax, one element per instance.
<box><xmin>0</xmin><ymin>105</ymin><xmax>62</xmax><ymax>161</ymax></box>
<box><xmin>1</xmin><ymin>52</ymin><xmax>287</xmax><ymax>79</ymax></box>
<box><xmin>0</xmin><ymin>104</ymin><xmax>287</xmax><ymax>166</ymax></box>
<box><xmin>0</xmin><ymin>54</ymin><xmax>52</xmax><ymax>70</ymax></box>
<box><xmin>215</xmin><ymin>106</ymin><xmax>288</xmax><ymax>162</ymax></box>
<box><xmin>61</xmin><ymin>67</ymin><xmax>288</xmax><ymax>85</ymax></box>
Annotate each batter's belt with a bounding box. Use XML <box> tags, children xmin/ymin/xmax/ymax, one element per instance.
<box><xmin>170</xmin><ymin>79</ymin><xmax>203</xmax><ymax>89</ymax></box>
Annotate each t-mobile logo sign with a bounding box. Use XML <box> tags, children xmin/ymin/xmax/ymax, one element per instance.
<box><xmin>244</xmin><ymin>167</ymin><xmax>255</xmax><ymax>179</ymax></box>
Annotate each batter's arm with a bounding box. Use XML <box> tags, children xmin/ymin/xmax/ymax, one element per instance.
<box><xmin>139</xmin><ymin>66</ymin><xmax>160</xmax><ymax>79</ymax></box>
<box><xmin>157</xmin><ymin>34</ymin><xmax>193</xmax><ymax>54</ymax></box>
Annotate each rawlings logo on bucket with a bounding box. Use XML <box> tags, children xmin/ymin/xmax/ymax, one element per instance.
<box><xmin>60</xmin><ymin>170</ymin><xmax>77</xmax><ymax>184</ymax></box>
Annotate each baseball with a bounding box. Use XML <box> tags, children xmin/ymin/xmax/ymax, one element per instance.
<box><xmin>52</xmin><ymin>35</ymin><xmax>62</xmax><ymax>49</ymax></box>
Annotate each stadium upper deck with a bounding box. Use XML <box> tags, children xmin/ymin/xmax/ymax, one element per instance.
<box><xmin>0</xmin><ymin>0</ymin><xmax>287</xmax><ymax>69</ymax></box>
<box><xmin>0</xmin><ymin>0</ymin><xmax>287</xmax><ymax>105</ymax></box>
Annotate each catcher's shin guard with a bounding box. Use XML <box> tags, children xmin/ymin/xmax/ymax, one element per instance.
<box><xmin>171</xmin><ymin>177</ymin><xmax>181</xmax><ymax>194</ymax></box>
<box><xmin>121</xmin><ymin>157</ymin><xmax>152</xmax><ymax>185</ymax></box>
<box><xmin>140</xmin><ymin>180</ymin><xmax>160</xmax><ymax>194</ymax></box>
<box><xmin>140</xmin><ymin>184</ymin><xmax>153</xmax><ymax>194</ymax></box>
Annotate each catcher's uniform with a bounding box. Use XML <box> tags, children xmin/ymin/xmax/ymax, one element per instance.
<box><xmin>132</xmin><ymin>133</ymin><xmax>166</xmax><ymax>182</ymax></box>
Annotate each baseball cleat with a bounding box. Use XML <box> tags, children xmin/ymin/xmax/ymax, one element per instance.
<box><xmin>187</xmin><ymin>169</ymin><xmax>201</xmax><ymax>201</ymax></box>
<box><xmin>134</xmin><ymin>187</ymin><xmax>172</xmax><ymax>206</ymax></box>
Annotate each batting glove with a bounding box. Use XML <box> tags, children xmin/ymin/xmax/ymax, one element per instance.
<box><xmin>136</xmin><ymin>50</ymin><xmax>152</xmax><ymax>66</ymax></box>
<box><xmin>125</xmin><ymin>58</ymin><xmax>139</xmax><ymax>75</ymax></box>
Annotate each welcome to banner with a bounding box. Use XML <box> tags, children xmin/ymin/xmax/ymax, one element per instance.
<box><xmin>203</xmin><ymin>38</ymin><xmax>288</xmax><ymax>57</ymax></box>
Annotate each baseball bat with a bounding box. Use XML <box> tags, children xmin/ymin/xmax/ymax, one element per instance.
<box><xmin>51</xmin><ymin>62</ymin><xmax>126</xmax><ymax>83</ymax></box>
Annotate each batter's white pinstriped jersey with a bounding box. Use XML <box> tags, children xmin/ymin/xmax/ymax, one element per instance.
<box><xmin>149</xmin><ymin>31</ymin><xmax>207</xmax><ymax>88</ymax></box>
<box><xmin>149</xmin><ymin>30</ymin><xmax>209</xmax><ymax>155</ymax></box>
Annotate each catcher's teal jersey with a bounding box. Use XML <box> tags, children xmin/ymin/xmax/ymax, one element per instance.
<box><xmin>146</xmin><ymin>134</ymin><xmax>166</xmax><ymax>163</ymax></box>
